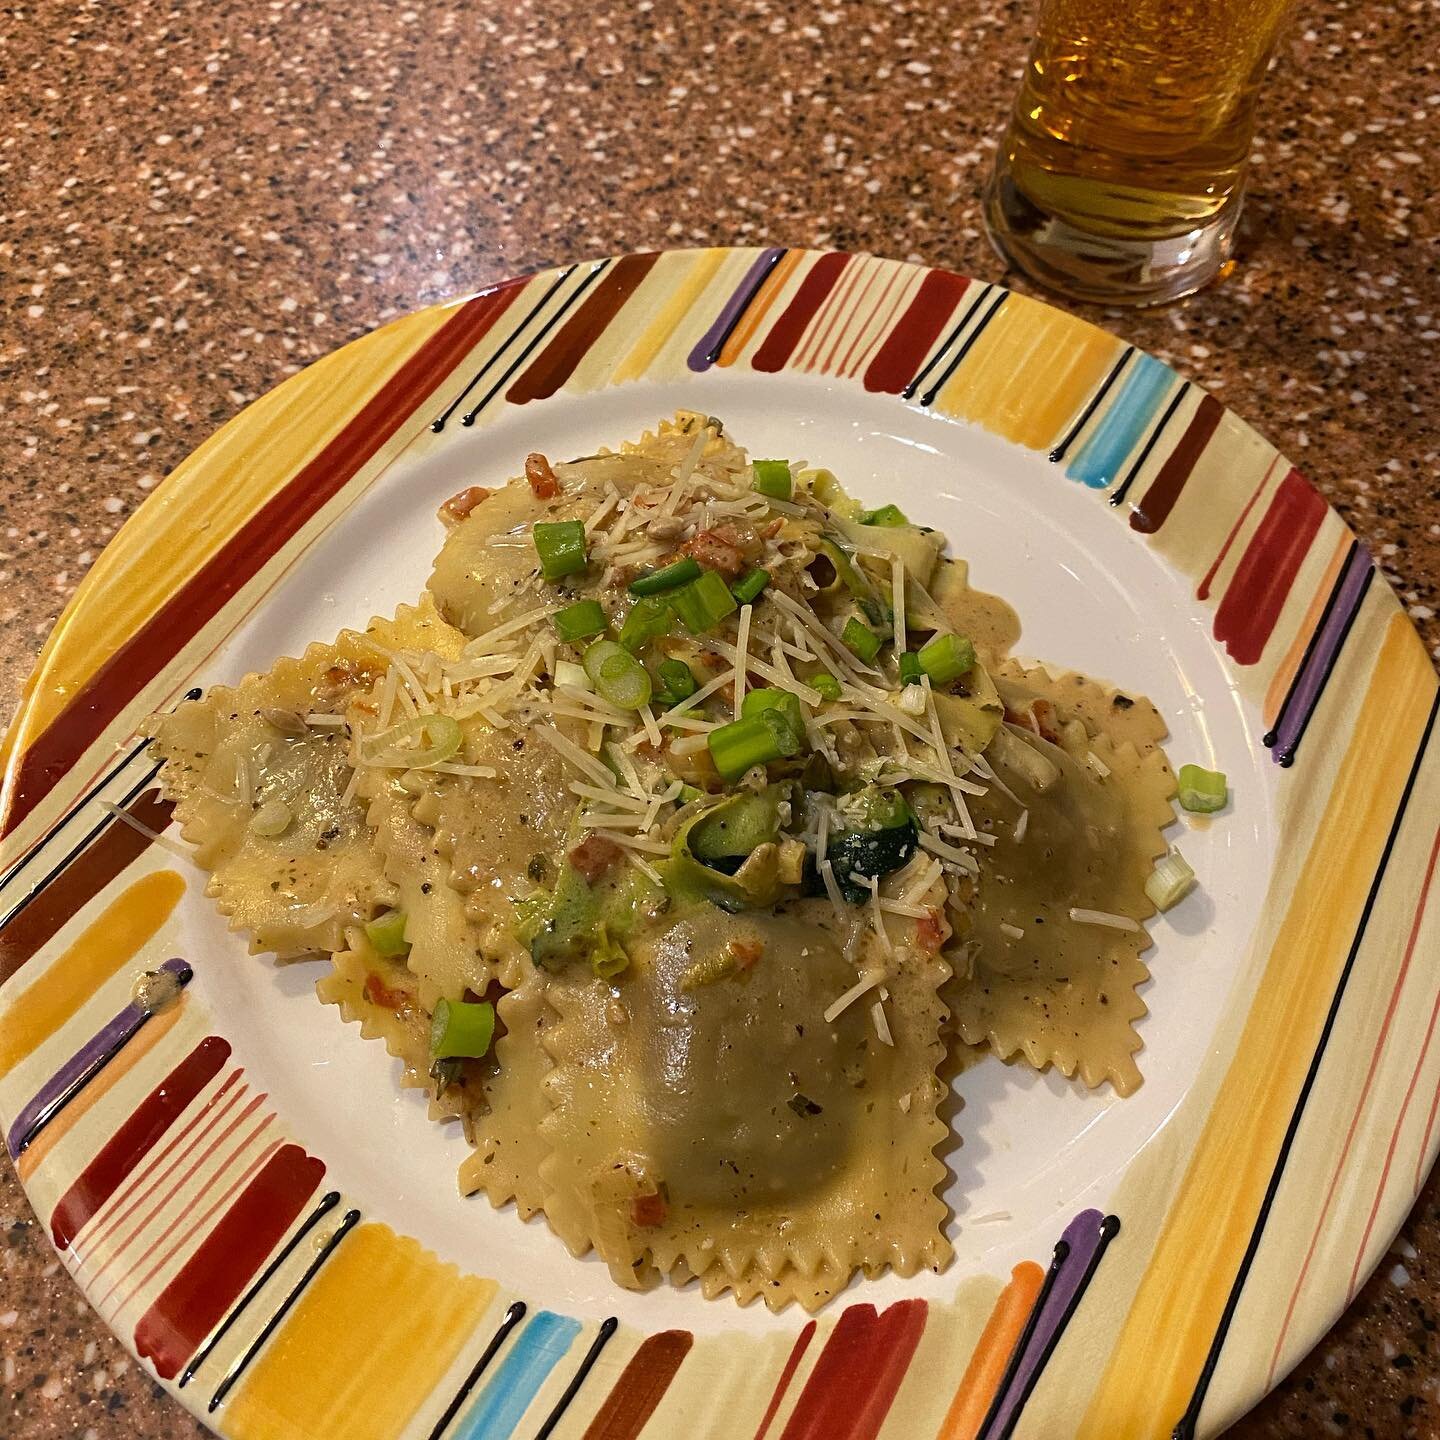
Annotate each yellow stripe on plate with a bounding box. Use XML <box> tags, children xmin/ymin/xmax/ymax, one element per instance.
<box><xmin>610</xmin><ymin>248</ymin><xmax>731</xmax><ymax>384</ymax></box>
<box><xmin>225</xmin><ymin>1224</ymin><xmax>496</xmax><ymax>1440</ymax></box>
<box><xmin>0</xmin><ymin>869</ymin><xmax>185</xmax><ymax>1081</ymax></box>
<box><xmin>932</xmin><ymin>296</ymin><xmax>1123</xmax><ymax>452</ymax></box>
<box><xmin>1078</xmin><ymin>614</ymin><xmax>1437</xmax><ymax>1440</ymax></box>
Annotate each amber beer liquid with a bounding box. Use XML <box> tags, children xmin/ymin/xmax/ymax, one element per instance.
<box><xmin>985</xmin><ymin>0</ymin><xmax>1294</xmax><ymax>305</ymax></box>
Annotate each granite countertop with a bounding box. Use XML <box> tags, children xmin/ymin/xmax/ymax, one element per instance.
<box><xmin>2</xmin><ymin>0</ymin><xmax>1438</xmax><ymax>1434</ymax></box>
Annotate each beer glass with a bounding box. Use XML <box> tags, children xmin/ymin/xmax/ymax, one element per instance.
<box><xmin>984</xmin><ymin>0</ymin><xmax>1295</xmax><ymax>306</ymax></box>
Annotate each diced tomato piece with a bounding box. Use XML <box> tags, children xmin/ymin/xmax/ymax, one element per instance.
<box><xmin>630</xmin><ymin>1191</ymin><xmax>668</xmax><ymax>1228</ymax></box>
<box><xmin>915</xmin><ymin>908</ymin><xmax>947</xmax><ymax>954</ymax></box>
<box><xmin>569</xmin><ymin>835</ymin><xmax>621</xmax><ymax>885</ymax></box>
<box><xmin>683</xmin><ymin>527</ymin><xmax>745</xmax><ymax>578</ymax></box>
<box><xmin>726</xmin><ymin>938</ymin><xmax>764</xmax><ymax>971</ymax></box>
<box><xmin>439</xmin><ymin>485</ymin><xmax>492</xmax><ymax>525</ymax></box>
<box><xmin>364</xmin><ymin>972</ymin><xmax>406</xmax><ymax>1009</ymax></box>
<box><xmin>526</xmin><ymin>452</ymin><xmax>560</xmax><ymax>499</ymax></box>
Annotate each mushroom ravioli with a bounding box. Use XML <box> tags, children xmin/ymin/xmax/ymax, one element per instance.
<box><xmin>147</xmin><ymin>413</ymin><xmax>1180</xmax><ymax>1310</ymax></box>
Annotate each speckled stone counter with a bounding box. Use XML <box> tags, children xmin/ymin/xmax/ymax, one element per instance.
<box><xmin>2</xmin><ymin>0</ymin><xmax>1437</xmax><ymax>1435</ymax></box>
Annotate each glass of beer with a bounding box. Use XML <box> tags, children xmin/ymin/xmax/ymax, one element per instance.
<box><xmin>984</xmin><ymin>0</ymin><xmax>1295</xmax><ymax>306</ymax></box>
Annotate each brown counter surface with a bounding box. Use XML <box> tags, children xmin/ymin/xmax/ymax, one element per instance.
<box><xmin>2</xmin><ymin>0</ymin><xmax>1437</xmax><ymax>1434</ymax></box>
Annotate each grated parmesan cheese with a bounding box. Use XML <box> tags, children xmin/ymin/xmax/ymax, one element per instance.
<box><xmin>1068</xmin><ymin>907</ymin><xmax>1141</xmax><ymax>931</ymax></box>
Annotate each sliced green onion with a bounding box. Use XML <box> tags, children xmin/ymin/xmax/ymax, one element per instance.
<box><xmin>629</xmin><ymin>556</ymin><xmax>701</xmax><ymax>597</ymax></box>
<box><xmin>552</xmin><ymin>598</ymin><xmax>607</xmax><ymax>643</ymax></box>
<box><xmin>429</xmin><ymin>998</ymin><xmax>496</xmax><ymax>1059</ymax></box>
<box><xmin>1177</xmin><ymin>764</ymin><xmax>1228</xmax><ymax>814</ymax></box>
<box><xmin>859</xmin><ymin>503</ymin><xmax>908</xmax><ymax>527</ymax></box>
<box><xmin>742</xmin><ymin>687</ymin><xmax>803</xmax><ymax>733</ymax></box>
<box><xmin>842</xmin><ymin>617</ymin><xmax>883</xmax><ymax>665</ymax></box>
<box><xmin>678</xmin><ymin>784</ymin><xmax>704</xmax><ymax>803</ymax></box>
<box><xmin>752</xmin><ymin>460</ymin><xmax>793</xmax><ymax>500</ymax></box>
<box><xmin>707</xmin><ymin>715</ymin><xmax>783</xmax><ymax>781</ymax></box>
<box><xmin>731</xmin><ymin>566</ymin><xmax>771</xmax><ymax>605</ymax></box>
<box><xmin>1145</xmin><ymin>850</ymin><xmax>1196</xmax><ymax>911</ymax></box>
<box><xmin>583</xmin><ymin>640</ymin><xmax>653</xmax><ymax>711</ymax></box>
<box><xmin>811</xmin><ymin>672</ymin><xmax>842</xmax><ymax>701</ymax></box>
<box><xmin>362</xmin><ymin>714</ymin><xmax>463</xmax><ymax>769</ymax></box>
<box><xmin>671</xmin><ymin>570</ymin><xmax>738</xmax><ymax>633</ymax></box>
<box><xmin>759</xmin><ymin>705</ymin><xmax>805</xmax><ymax>757</ymax></box>
<box><xmin>554</xmin><ymin>659</ymin><xmax>591</xmax><ymax>691</ymax></box>
<box><xmin>365</xmin><ymin>909</ymin><xmax>409</xmax><ymax>957</ymax></box>
<box><xmin>533</xmin><ymin>520</ymin><xmax>588</xmax><ymax>581</ymax></box>
<box><xmin>898</xmin><ymin>652</ymin><xmax>923</xmax><ymax>686</ymax></box>
<box><xmin>918</xmin><ymin>632</ymin><xmax>976</xmax><ymax>686</ymax></box>
<box><xmin>657</xmin><ymin>658</ymin><xmax>698</xmax><ymax>705</ymax></box>
<box><xmin>618</xmin><ymin>595</ymin><xmax>673</xmax><ymax>652</ymax></box>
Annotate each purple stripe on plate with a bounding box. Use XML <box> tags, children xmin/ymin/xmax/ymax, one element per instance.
<box><xmin>686</xmin><ymin>247</ymin><xmax>785</xmax><ymax>371</ymax></box>
<box><xmin>6</xmin><ymin>958</ymin><xmax>192</xmax><ymax>1158</ymax></box>
<box><xmin>1271</xmin><ymin>545</ymin><xmax>1375</xmax><ymax>765</ymax></box>
<box><xmin>983</xmin><ymin>1209</ymin><xmax>1112</xmax><ymax>1440</ymax></box>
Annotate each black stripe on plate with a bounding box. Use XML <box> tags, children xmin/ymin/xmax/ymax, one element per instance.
<box><xmin>460</xmin><ymin>260</ymin><xmax>612</xmax><ymax>427</ymax></box>
<box><xmin>432</xmin><ymin>268</ymin><xmax>578</xmax><ymax>432</ymax></box>
<box><xmin>1171</xmin><ymin>689</ymin><xmax>1440</xmax><ymax>1440</ymax></box>
<box><xmin>918</xmin><ymin>290</ymin><xmax>1009</xmax><ymax>408</ymax></box>
<box><xmin>1109</xmin><ymin>382</ymin><xmax>1190</xmax><ymax>507</ymax></box>
<box><xmin>901</xmin><ymin>283</ymin><xmax>995</xmax><ymax>401</ymax></box>
<box><xmin>995</xmin><ymin>1216</ymin><xmax>1121</xmax><ymax>1440</ymax></box>
<box><xmin>1050</xmin><ymin>347</ymin><xmax>1135</xmax><ymax>463</ymax></box>
<box><xmin>426</xmin><ymin>1300</ymin><xmax>528</xmax><ymax>1440</ymax></box>
<box><xmin>973</xmin><ymin>1237</ymin><xmax>1072</xmax><ymax>1440</ymax></box>
<box><xmin>700</xmin><ymin>247</ymin><xmax>786</xmax><ymax>365</ymax></box>
<box><xmin>208</xmin><ymin>1207</ymin><xmax>363</xmax><ymax>1413</ymax></box>
<box><xmin>1263</xmin><ymin>540</ymin><xmax>1361</xmax><ymax>750</ymax></box>
<box><xmin>178</xmin><ymin>1191</ymin><xmax>343</xmax><ymax>1390</ymax></box>
<box><xmin>532</xmin><ymin>1315</ymin><xmax>620</xmax><ymax>1439</ymax></box>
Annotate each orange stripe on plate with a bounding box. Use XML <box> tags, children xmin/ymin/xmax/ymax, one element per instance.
<box><xmin>0</xmin><ymin>869</ymin><xmax>185</xmax><ymax>1080</ymax></box>
<box><xmin>1078</xmin><ymin>616</ymin><xmax>1437</xmax><ymax>1440</ymax></box>
<box><xmin>717</xmin><ymin>250</ymin><xmax>806</xmax><ymax>367</ymax></box>
<box><xmin>934</xmin><ymin>1262</ymin><xmax>1045</xmax><ymax>1440</ymax></box>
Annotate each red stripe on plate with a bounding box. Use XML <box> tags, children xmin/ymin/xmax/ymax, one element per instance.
<box><xmin>132</xmin><ymin>1142</ymin><xmax>325</xmax><ymax>1380</ymax></box>
<box><xmin>753</xmin><ymin>1321</ymin><xmax>816</xmax><ymax>1440</ymax></box>
<box><xmin>581</xmin><ymin>1330</ymin><xmax>693</xmax><ymax>1439</ymax></box>
<box><xmin>2</xmin><ymin>285</ymin><xmax>522</xmax><ymax>840</ymax></box>
<box><xmin>863</xmin><ymin>269</ymin><xmax>970</xmax><ymax>393</ymax></box>
<box><xmin>1128</xmin><ymin>393</ymin><xmax>1225</xmax><ymax>535</ymax></box>
<box><xmin>51</xmin><ymin>1037</ymin><xmax>232</xmax><ymax>1251</ymax></box>
<box><xmin>751</xmin><ymin>253</ymin><xmax>852</xmax><ymax>373</ymax></box>
<box><xmin>1212</xmin><ymin>468</ymin><xmax>1327</xmax><ymax>666</ymax></box>
<box><xmin>0</xmin><ymin>791</ymin><xmax>173</xmax><ymax>984</ymax></box>
<box><xmin>507</xmin><ymin>253</ymin><xmax>662</xmax><ymax>404</ymax></box>
<box><xmin>776</xmin><ymin>1300</ymin><xmax>927</xmax><ymax>1440</ymax></box>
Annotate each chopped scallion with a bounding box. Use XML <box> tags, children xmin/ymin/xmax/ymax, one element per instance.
<box><xmin>731</xmin><ymin>566</ymin><xmax>771</xmax><ymax>604</ymax></box>
<box><xmin>551</xmin><ymin>598</ymin><xmax>607</xmax><ymax>643</ymax></box>
<box><xmin>708</xmin><ymin>715</ymin><xmax>782</xmax><ymax>780</ymax></box>
<box><xmin>618</xmin><ymin>595</ymin><xmax>673</xmax><ymax>652</ymax></box>
<box><xmin>1145</xmin><ymin>850</ymin><xmax>1196</xmax><ymax>911</ymax></box>
<box><xmin>811</xmin><ymin>672</ymin><xmax>842</xmax><ymax>701</ymax></box>
<box><xmin>859</xmin><ymin>503</ymin><xmax>908</xmax><ymax>527</ymax></box>
<box><xmin>898</xmin><ymin>652</ymin><xmax>923</xmax><ymax>686</ymax></box>
<box><xmin>918</xmin><ymin>632</ymin><xmax>976</xmax><ymax>686</ymax></box>
<box><xmin>430</xmin><ymin>998</ymin><xmax>496</xmax><ymax>1059</ymax></box>
<box><xmin>533</xmin><ymin>520</ymin><xmax>588</xmax><ymax>581</ymax></box>
<box><xmin>365</xmin><ymin>909</ymin><xmax>409</xmax><ymax>957</ymax></box>
<box><xmin>656</xmin><ymin>658</ymin><xmax>698</xmax><ymax>706</ymax></box>
<box><xmin>629</xmin><ymin>556</ymin><xmax>702</xmax><ymax>597</ymax></box>
<box><xmin>671</xmin><ymin>570</ymin><xmax>738</xmax><ymax>633</ymax></box>
<box><xmin>752</xmin><ymin>459</ymin><xmax>793</xmax><ymax>500</ymax></box>
<box><xmin>583</xmin><ymin>640</ymin><xmax>654</xmax><ymax>711</ymax></box>
<box><xmin>742</xmin><ymin>687</ymin><xmax>803</xmax><ymax>734</ymax></box>
<box><xmin>1177</xmin><ymin>764</ymin><xmax>1228</xmax><ymax>814</ymax></box>
<box><xmin>841</xmin><ymin>617</ymin><xmax>883</xmax><ymax>664</ymax></box>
